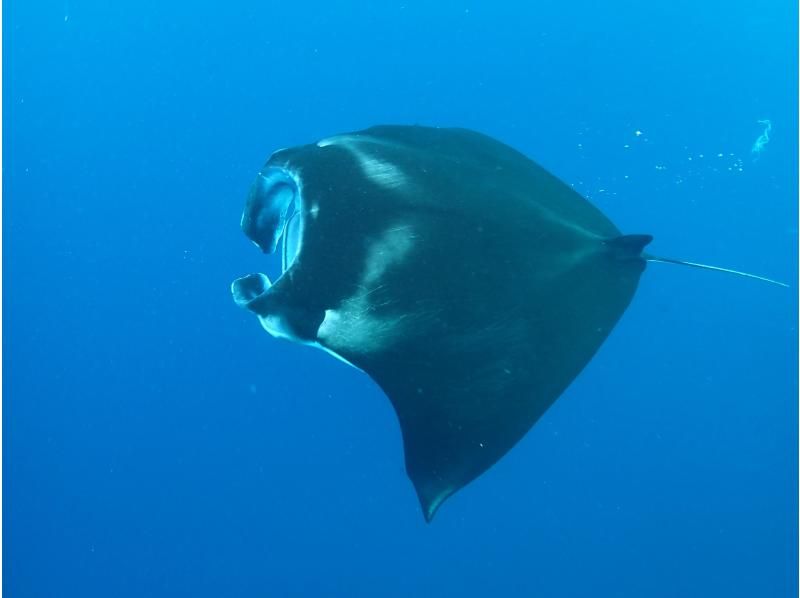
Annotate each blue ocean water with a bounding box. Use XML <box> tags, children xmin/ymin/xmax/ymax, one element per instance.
<box><xmin>4</xmin><ymin>0</ymin><xmax>797</xmax><ymax>596</ymax></box>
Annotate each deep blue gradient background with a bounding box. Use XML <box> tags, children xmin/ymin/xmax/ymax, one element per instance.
<box><xmin>4</xmin><ymin>1</ymin><xmax>797</xmax><ymax>596</ymax></box>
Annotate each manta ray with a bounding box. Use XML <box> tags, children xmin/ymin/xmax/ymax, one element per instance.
<box><xmin>231</xmin><ymin>125</ymin><xmax>784</xmax><ymax>521</ymax></box>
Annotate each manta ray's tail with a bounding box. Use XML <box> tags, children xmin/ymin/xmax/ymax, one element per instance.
<box><xmin>602</xmin><ymin>234</ymin><xmax>788</xmax><ymax>287</ymax></box>
<box><xmin>644</xmin><ymin>253</ymin><xmax>789</xmax><ymax>288</ymax></box>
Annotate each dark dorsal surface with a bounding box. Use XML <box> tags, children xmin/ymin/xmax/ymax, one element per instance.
<box><xmin>233</xmin><ymin>125</ymin><xmax>650</xmax><ymax>521</ymax></box>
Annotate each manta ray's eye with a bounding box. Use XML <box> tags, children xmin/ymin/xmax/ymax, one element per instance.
<box><xmin>241</xmin><ymin>168</ymin><xmax>300</xmax><ymax>255</ymax></box>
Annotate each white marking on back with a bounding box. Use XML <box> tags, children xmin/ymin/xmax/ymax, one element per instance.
<box><xmin>357</xmin><ymin>155</ymin><xmax>406</xmax><ymax>189</ymax></box>
<box><xmin>316</xmin><ymin>134</ymin><xmax>407</xmax><ymax>190</ymax></box>
<box><xmin>317</xmin><ymin>224</ymin><xmax>415</xmax><ymax>354</ymax></box>
<box><xmin>363</xmin><ymin>225</ymin><xmax>413</xmax><ymax>284</ymax></box>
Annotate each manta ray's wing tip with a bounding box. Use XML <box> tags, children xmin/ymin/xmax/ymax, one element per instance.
<box><xmin>420</xmin><ymin>496</ymin><xmax>442</xmax><ymax>523</ymax></box>
<box><xmin>415</xmin><ymin>482</ymin><xmax>457</xmax><ymax>523</ymax></box>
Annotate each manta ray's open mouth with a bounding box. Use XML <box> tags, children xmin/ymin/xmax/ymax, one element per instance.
<box><xmin>232</xmin><ymin>167</ymin><xmax>304</xmax><ymax>307</ymax></box>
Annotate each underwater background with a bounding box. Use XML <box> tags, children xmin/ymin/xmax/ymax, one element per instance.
<box><xmin>4</xmin><ymin>0</ymin><xmax>797</xmax><ymax>596</ymax></box>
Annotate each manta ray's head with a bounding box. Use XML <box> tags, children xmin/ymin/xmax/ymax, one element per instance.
<box><xmin>231</xmin><ymin>167</ymin><xmax>312</xmax><ymax>339</ymax></box>
<box><xmin>240</xmin><ymin>167</ymin><xmax>303</xmax><ymax>265</ymax></box>
<box><xmin>234</xmin><ymin>167</ymin><xmax>304</xmax><ymax>296</ymax></box>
